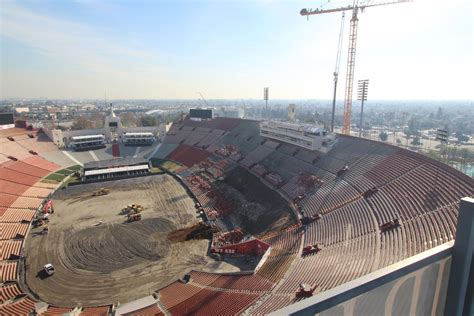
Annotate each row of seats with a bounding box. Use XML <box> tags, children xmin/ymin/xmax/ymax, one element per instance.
<box><xmin>191</xmin><ymin>272</ymin><xmax>275</xmax><ymax>292</ymax></box>
<box><xmin>304</xmin><ymin>197</ymin><xmax>377</xmax><ymax>247</ymax></box>
<box><xmin>167</xmin><ymin>144</ymin><xmax>211</xmax><ymax>168</ymax></box>
<box><xmin>168</xmin><ymin>288</ymin><xmax>260</xmax><ymax>316</ymax></box>
<box><xmin>257</xmin><ymin>226</ymin><xmax>302</xmax><ymax>283</ymax></box>
<box><xmin>301</xmin><ymin>179</ymin><xmax>361</xmax><ymax>216</ymax></box>
<box><xmin>277</xmin><ymin>233</ymin><xmax>377</xmax><ymax>294</ymax></box>
<box><xmin>196</xmin><ymin>129</ymin><xmax>226</xmax><ymax>148</ymax></box>
<box><xmin>0</xmin><ymin>133</ymin><xmax>54</xmax><ymax>313</ymax></box>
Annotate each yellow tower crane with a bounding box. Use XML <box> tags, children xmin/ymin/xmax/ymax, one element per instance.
<box><xmin>300</xmin><ymin>0</ymin><xmax>411</xmax><ymax>135</ymax></box>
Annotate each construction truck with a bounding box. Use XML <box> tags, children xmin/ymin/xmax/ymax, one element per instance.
<box><xmin>92</xmin><ymin>188</ymin><xmax>110</xmax><ymax>196</ymax></box>
<box><xmin>127</xmin><ymin>213</ymin><xmax>142</xmax><ymax>222</ymax></box>
<box><xmin>122</xmin><ymin>204</ymin><xmax>144</xmax><ymax>215</ymax></box>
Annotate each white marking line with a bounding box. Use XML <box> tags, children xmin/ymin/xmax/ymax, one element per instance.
<box><xmin>147</xmin><ymin>142</ymin><xmax>162</xmax><ymax>159</ymax></box>
<box><xmin>133</xmin><ymin>146</ymin><xmax>141</xmax><ymax>158</ymax></box>
<box><xmin>89</xmin><ymin>150</ymin><xmax>99</xmax><ymax>161</ymax></box>
<box><xmin>61</xmin><ymin>150</ymin><xmax>83</xmax><ymax>166</ymax></box>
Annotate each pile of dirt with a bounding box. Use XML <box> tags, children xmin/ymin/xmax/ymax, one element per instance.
<box><xmin>167</xmin><ymin>222</ymin><xmax>217</xmax><ymax>242</ymax></box>
<box><xmin>62</xmin><ymin>218</ymin><xmax>176</xmax><ymax>273</ymax></box>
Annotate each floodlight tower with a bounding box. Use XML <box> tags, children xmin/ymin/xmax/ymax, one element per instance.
<box><xmin>357</xmin><ymin>79</ymin><xmax>369</xmax><ymax>137</ymax></box>
<box><xmin>263</xmin><ymin>87</ymin><xmax>269</xmax><ymax>118</ymax></box>
<box><xmin>300</xmin><ymin>0</ymin><xmax>411</xmax><ymax>135</ymax></box>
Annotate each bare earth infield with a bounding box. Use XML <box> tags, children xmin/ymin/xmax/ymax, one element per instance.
<box><xmin>24</xmin><ymin>175</ymin><xmax>237</xmax><ymax>307</ymax></box>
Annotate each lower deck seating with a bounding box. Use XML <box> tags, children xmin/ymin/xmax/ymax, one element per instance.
<box><xmin>0</xmin><ymin>209</ymin><xmax>36</xmax><ymax>223</ymax></box>
<box><xmin>80</xmin><ymin>305</ymin><xmax>111</xmax><ymax>315</ymax></box>
<box><xmin>248</xmin><ymin>293</ymin><xmax>296</xmax><ymax>315</ymax></box>
<box><xmin>168</xmin><ymin>288</ymin><xmax>260</xmax><ymax>316</ymax></box>
<box><xmin>159</xmin><ymin>282</ymin><xmax>203</xmax><ymax>310</ymax></box>
<box><xmin>0</xmin><ymin>296</ymin><xmax>37</xmax><ymax>314</ymax></box>
<box><xmin>123</xmin><ymin>303</ymin><xmax>163</xmax><ymax>316</ymax></box>
<box><xmin>257</xmin><ymin>227</ymin><xmax>302</xmax><ymax>283</ymax></box>
<box><xmin>166</xmin><ymin>144</ymin><xmax>211</xmax><ymax>167</ymax></box>
<box><xmin>0</xmin><ymin>282</ymin><xmax>23</xmax><ymax>304</ymax></box>
<box><xmin>0</xmin><ymin>261</ymin><xmax>18</xmax><ymax>282</ymax></box>
<box><xmin>0</xmin><ymin>223</ymin><xmax>29</xmax><ymax>240</ymax></box>
<box><xmin>0</xmin><ymin>240</ymin><xmax>22</xmax><ymax>259</ymax></box>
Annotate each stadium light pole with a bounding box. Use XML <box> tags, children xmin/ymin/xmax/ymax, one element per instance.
<box><xmin>263</xmin><ymin>87</ymin><xmax>269</xmax><ymax>119</ymax></box>
<box><xmin>357</xmin><ymin>79</ymin><xmax>369</xmax><ymax>138</ymax></box>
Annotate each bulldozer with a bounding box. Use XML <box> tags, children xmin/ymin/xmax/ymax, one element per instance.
<box><xmin>127</xmin><ymin>213</ymin><xmax>142</xmax><ymax>222</ymax></box>
<box><xmin>92</xmin><ymin>188</ymin><xmax>110</xmax><ymax>196</ymax></box>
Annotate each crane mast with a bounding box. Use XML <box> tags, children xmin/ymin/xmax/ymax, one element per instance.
<box><xmin>300</xmin><ymin>0</ymin><xmax>411</xmax><ymax>135</ymax></box>
<box><xmin>331</xmin><ymin>13</ymin><xmax>345</xmax><ymax>133</ymax></box>
<box><xmin>343</xmin><ymin>5</ymin><xmax>359</xmax><ymax>135</ymax></box>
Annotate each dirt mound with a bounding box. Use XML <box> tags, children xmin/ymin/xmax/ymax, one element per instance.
<box><xmin>220</xmin><ymin>166</ymin><xmax>296</xmax><ymax>236</ymax></box>
<box><xmin>62</xmin><ymin>218</ymin><xmax>176</xmax><ymax>273</ymax></box>
<box><xmin>167</xmin><ymin>222</ymin><xmax>216</xmax><ymax>242</ymax></box>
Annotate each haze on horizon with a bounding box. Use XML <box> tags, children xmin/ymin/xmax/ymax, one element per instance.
<box><xmin>0</xmin><ymin>0</ymin><xmax>472</xmax><ymax>101</ymax></box>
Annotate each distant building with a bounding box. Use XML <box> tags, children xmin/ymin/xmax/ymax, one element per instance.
<box><xmin>14</xmin><ymin>107</ymin><xmax>30</xmax><ymax>114</ymax></box>
<box><xmin>215</xmin><ymin>107</ymin><xmax>245</xmax><ymax>119</ymax></box>
<box><xmin>288</xmin><ymin>104</ymin><xmax>296</xmax><ymax>122</ymax></box>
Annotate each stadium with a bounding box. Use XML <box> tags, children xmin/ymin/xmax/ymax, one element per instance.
<box><xmin>0</xmin><ymin>112</ymin><xmax>473</xmax><ymax>315</ymax></box>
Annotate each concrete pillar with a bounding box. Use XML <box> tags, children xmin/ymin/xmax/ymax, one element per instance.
<box><xmin>445</xmin><ymin>197</ymin><xmax>474</xmax><ymax>316</ymax></box>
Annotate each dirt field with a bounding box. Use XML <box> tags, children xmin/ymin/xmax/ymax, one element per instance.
<box><xmin>24</xmin><ymin>175</ymin><xmax>238</xmax><ymax>307</ymax></box>
<box><xmin>221</xmin><ymin>166</ymin><xmax>297</xmax><ymax>236</ymax></box>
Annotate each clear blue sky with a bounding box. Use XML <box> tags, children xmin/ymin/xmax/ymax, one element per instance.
<box><xmin>1</xmin><ymin>0</ymin><xmax>472</xmax><ymax>100</ymax></box>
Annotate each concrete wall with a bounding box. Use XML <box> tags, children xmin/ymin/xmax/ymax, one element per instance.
<box><xmin>317</xmin><ymin>256</ymin><xmax>451</xmax><ymax>316</ymax></box>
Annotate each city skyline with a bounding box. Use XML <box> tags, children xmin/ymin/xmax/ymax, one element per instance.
<box><xmin>1</xmin><ymin>0</ymin><xmax>472</xmax><ymax>100</ymax></box>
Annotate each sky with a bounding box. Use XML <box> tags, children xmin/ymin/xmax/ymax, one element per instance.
<box><xmin>0</xmin><ymin>0</ymin><xmax>472</xmax><ymax>100</ymax></box>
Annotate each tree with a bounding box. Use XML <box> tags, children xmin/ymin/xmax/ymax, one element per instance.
<box><xmin>455</xmin><ymin>131</ymin><xmax>469</xmax><ymax>143</ymax></box>
<box><xmin>71</xmin><ymin>116</ymin><xmax>95</xmax><ymax>130</ymax></box>
<box><xmin>379</xmin><ymin>131</ymin><xmax>388</xmax><ymax>142</ymax></box>
<box><xmin>141</xmin><ymin>115</ymin><xmax>158</xmax><ymax>126</ymax></box>
<box><xmin>411</xmin><ymin>136</ymin><xmax>421</xmax><ymax>146</ymax></box>
<box><xmin>436</xmin><ymin>107</ymin><xmax>443</xmax><ymax>120</ymax></box>
<box><xmin>122</xmin><ymin>112</ymin><xmax>138</xmax><ymax>127</ymax></box>
<box><xmin>90</xmin><ymin>112</ymin><xmax>105</xmax><ymax>128</ymax></box>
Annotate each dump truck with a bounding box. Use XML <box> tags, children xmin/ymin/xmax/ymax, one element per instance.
<box><xmin>127</xmin><ymin>213</ymin><xmax>142</xmax><ymax>222</ymax></box>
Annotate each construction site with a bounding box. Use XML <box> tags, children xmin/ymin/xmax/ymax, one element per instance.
<box><xmin>23</xmin><ymin>175</ymin><xmax>240</xmax><ymax>306</ymax></box>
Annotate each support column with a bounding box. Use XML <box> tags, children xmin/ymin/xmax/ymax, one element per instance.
<box><xmin>445</xmin><ymin>197</ymin><xmax>474</xmax><ymax>316</ymax></box>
